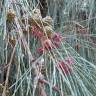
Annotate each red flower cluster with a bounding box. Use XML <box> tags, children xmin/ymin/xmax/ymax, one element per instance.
<box><xmin>57</xmin><ymin>56</ymin><xmax>74</xmax><ymax>75</ymax></box>
<box><xmin>37</xmin><ymin>47</ymin><xmax>44</xmax><ymax>54</ymax></box>
<box><xmin>31</xmin><ymin>26</ymin><xmax>63</xmax><ymax>54</ymax></box>
<box><xmin>51</xmin><ymin>33</ymin><xmax>63</xmax><ymax>42</ymax></box>
<box><xmin>51</xmin><ymin>33</ymin><xmax>63</xmax><ymax>48</ymax></box>
<box><xmin>37</xmin><ymin>38</ymin><xmax>53</xmax><ymax>54</ymax></box>
<box><xmin>32</xmin><ymin>25</ymin><xmax>44</xmax><ymax>39</ymax></box>
<box><xmin>37</xmin><ymin>33</ymin><xmax>63</xmax><ymax>54</ymax></box>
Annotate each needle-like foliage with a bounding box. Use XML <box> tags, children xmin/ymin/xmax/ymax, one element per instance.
<box><xmin>0</xmin><ymin>0</ymin><xmax>96</xmax><ymax>96</ymax></box>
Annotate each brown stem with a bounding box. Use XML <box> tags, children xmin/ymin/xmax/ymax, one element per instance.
<box><xmin>2</xmin><ymin>42</ymin><xmax>17</xmax><ymax>96</ymax></box>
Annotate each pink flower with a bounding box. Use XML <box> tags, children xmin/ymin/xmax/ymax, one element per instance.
<box><xmin>37</xmin><ymin>39</ymin><xmax>53</xmax><ymax>54</ymax></box>
<box><xmin>51</xmin><ymin>33</ymin><xmax>63</xmax><ymax>48</ymax></box>
<box><xmin>57</xmin><ymin>57</ymin><xmax>74</xmax><ymax>75</ymax></box>
<box><xmin>51</xmin><ymin>33</ymin><xmax>63</xmax><ymax>42</ymax></box>
<box><xmin>32</xmin><ymin>26</ymin><xmax>44</xmax><ymax>39</ymax></box>
<box><xmin>43</xmin><ymin>39</ymin><xmax>53</xmax><ymax>50</ymax></box>
<box><xmin>41</xmin><ymin>37</ymin><xmax>53</xmax><ymax>51</ymax></box>
<box><xmin>37</xmin><ymin>47</ymin><xmax>44</xmax><ymax>54</ymax></box>
<box><xmin>37</xmin><ymin>33</ymin><xmax>63</xmax><ymax>54</ymax></box>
